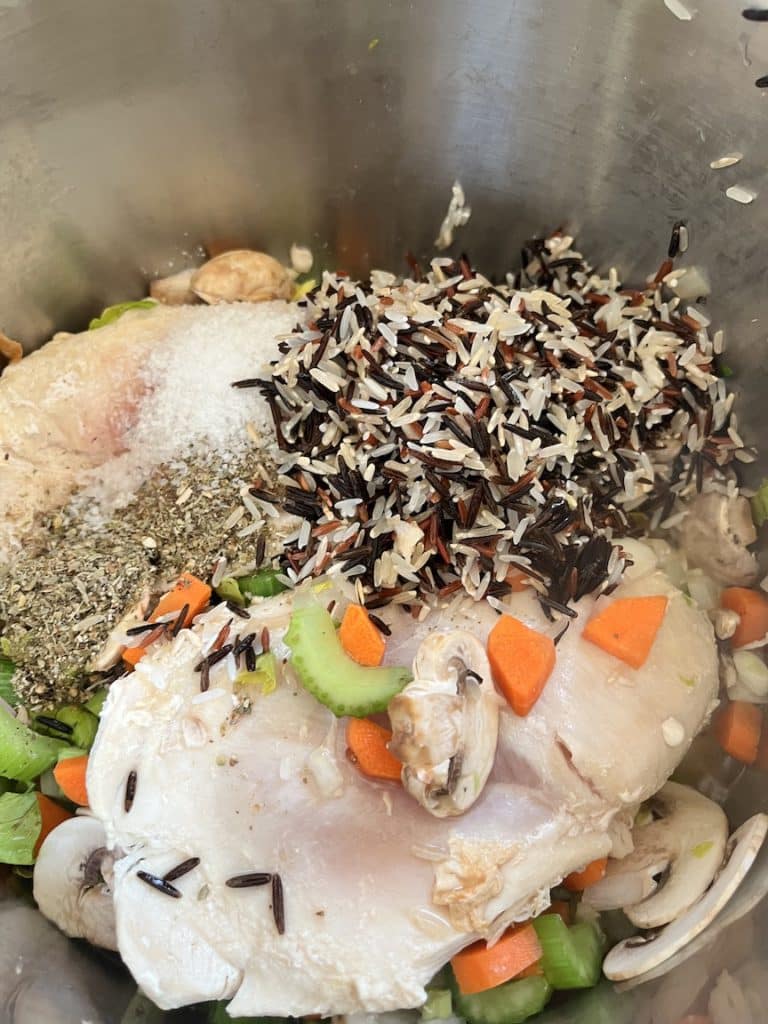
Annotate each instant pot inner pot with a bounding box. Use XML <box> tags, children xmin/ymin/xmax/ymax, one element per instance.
<box><xmin>1</xmin><ymin>1</ymin><xmax>767</xmax><ymax>1021</ymax></box>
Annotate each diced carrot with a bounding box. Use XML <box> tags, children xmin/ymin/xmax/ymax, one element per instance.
<box><xmin>487</xmin><ymin>616</ymin><xmax>556</xmax><ymax>717</ymax></box>
<box><xmin>582</xmin><ymin>595</ymin><xmax>668</xmax><ymax>669</ymax></box>
<box><xmin>505</xmin><ymin>568</ymin><xmax>531</xmax><ymax>593</ymax></box>
<box><xmin>122</xmin><ymin>645</ymin><xmax>146</xmax><ymax>667</ymax></box>
<box><xmin>721</xmin><ymin>587</ymin><xmax>768</xmax><ymax>649</ymax></box>
<box><xmin>543</xmin><ymin>899</ymin><xmax>572</xmax><ymax>925</ymax></box>
<box><xmin>564</xmin><ymin>857</ymin><xmax>608</xmax><ymax>892</ymax></box>
<box><xmin>339</xmin><ymin>605</ymin><xmax>385</xmax><ymax>667</ymax></box>
<box><xmin>34</xmin><ymin>793</ymin><xmax>73</xmax><ymax>856</ymax></box>
<box><xmin>346</xmin><ymin>718</ymin><xmax>402</xmax><ymax>782</ymax></box>
<box><xmin>451</xmin><ymin>923</ymin><xmax>543</xmax><ymax>995</ymax></box>
<box><xmin>53</xmin><ymin>755</ymin><xmax>89</xmax><ymax>807</ymax></box>
<box><xmin>714</xmin><ymin>700</ymin><xmax>763</xmax><ymax>765</ymax></box>
<box><xmin>151</xmin><ymin>572</ymin><xmax>211</xmax><ymax>628</ymax></box>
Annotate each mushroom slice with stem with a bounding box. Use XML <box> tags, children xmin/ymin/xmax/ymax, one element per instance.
<box><xmin>191</xmin><ymin>250</ymin><xmax>292</xmax><ymax>304</ymax></box>
<box><xmin>388</xmin><ymin>630</ymin><xmax>499</xmax><ymax>818</ymax></box>
<box><xmin>583</xmin><ymin>782</ymin><xmax>728</xmax><ymax>929</ymax></box>
<box><xmin>604</xmin><ymin>813</ymin><xmax>768</xmax><ymax>981</ymax></box>
<box><xmin>33</xmin><ymin>815</ymin><xmax>119</xmax><ymax>950</ymax></box>
<box><xmin>679</xmin><ymin>491</ymin><xmax>758</xmax><ymax>586</ymax></box>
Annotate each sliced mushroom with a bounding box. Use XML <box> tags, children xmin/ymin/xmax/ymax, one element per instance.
<box><xmin>582</xmin><ymin>783</ymin><xmax>728</xmax><ymax>928</ymax></box>
<box><xmin>604</xmin><ymin>813</ymin><xmax>768</xmax><ymax>981</ymax></box>
<box><xmin>149</xmin><ymin>267</ymin><xmax>200</xmax><ymax>306</ymax></box>
<box><xmin>191</xmin><ymin>250</ymin><xmax>292</xmax><ymax>304</ymax></box>
<box><xmin>679</xmin><ymin>492</ymin><xmax>758</xmax><ymax>586</ymax></box>
<box><xmin>33</xmin><ymin>815</ymin><xmax>119</xmax><ymax>950</ymax></box>
<box><xmin>388</xmin><ymin>630</ymin><xmax>499</xmax><ymax>818</ymax></box>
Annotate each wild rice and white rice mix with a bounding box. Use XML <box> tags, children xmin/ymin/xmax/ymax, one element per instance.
<box><xmin>242</xmin><ymin>230</ymin><xmax>749</xmax><ymax>621</ymax></box>
<box><xmin>2</xmin><ymin>220</ymin><xmax>767</xmax><ymax>1024</ymax></box>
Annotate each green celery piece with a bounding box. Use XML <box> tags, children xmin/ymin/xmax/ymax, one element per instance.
<box><xmin>453</xmin><ymin>975</ymin><xmax>552</xmax><ymax>1024</ymax></box>
<box><xmin>751</xmin><ymin>479</ymin><xmax>768</xmax><ymax>528</ymax></box>
<box><xmin>285</xmin><ymin>604</ymin><xmax>411</xmax><ymax>716</ymax></box>
<box><xmin>533</xmin><ymin>915</ymin><xmax>605</xmax><ymax>990</ymax></box>
<box><xmin>89</xmin><ymin>299</ymin><xmax>156</xmax><ymax>330</ymax></box>
<box><xmin>235</xmin><ymin>652</ymin><xmax>278</xmax><ymax>696</ymax></box>
<box><xmin>216</xmin><ymin>576</ymin><xmax>246</xmax><ymax>607</ymax></box>
<box><xmin>52</xmin><ymin>706</ymin><xmax>99</xmax><ymax>750</ymax></box>
<box><xmin>238</xmin><ymin>569</ymin><xmax>288</xmax><ymax>599</ymax></box>
<box><xmin>0</xmin><ymin>712</ymin><xmax>66</xmax><ymax>783</ymax></box>
<box><xmin>85</xmin><ymin>688</ymin><xmax>108</xmax><ymax>717</ymax></box>
<box><xmin>422</xmin><ymin>988</ymin><xmax>453</xmax><ymax>1021</ymax></box>
<box><xmin>0</xmin><ymin>790</ymin><xmax>41</xmax><ymax>864</ymax></box>
<box><xmin>0</xmin><ymin>655</ymin><xmax>19</xmax><ymax>708</ymax></box>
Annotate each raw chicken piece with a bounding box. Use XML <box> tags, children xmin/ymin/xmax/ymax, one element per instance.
<box><xmin>86</xmin><ymin>562</ymin><xmax>718</xmax><ymax>1016</ymax></box>
<box><xmin>0</xmin><ymin>301</ymin><xmax>300</xmax><ymax>563</ymax></box>
<box><xmin>0</xmin><ymin>305</ymin><xmax>181</xmax><ymax>562</ymax></box>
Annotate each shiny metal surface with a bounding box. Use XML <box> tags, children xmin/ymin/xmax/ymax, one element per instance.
<box><xmin>0</xmin><ymin>0</ymin><xmax>767</xmax><ymax>1020</ymax></box>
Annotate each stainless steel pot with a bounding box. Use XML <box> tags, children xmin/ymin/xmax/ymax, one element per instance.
<box><xmin>1</xmin><ymin>0</ymin><xmax>767</xmax><ymax>1021</ymax></box>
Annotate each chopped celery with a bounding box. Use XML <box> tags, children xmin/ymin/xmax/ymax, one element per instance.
<box><xmin>0</xmin><ymin>790</ymin><xmax>41</xmax><ymax>864</ymax></box>
<box><xmin>285</xmin><ymin>604</ymin><xmax>410</xmax><ymax>716</ymax></box>
<box><xmin>0</xmin><ymin>655</ymin><xmax>19</xmax><ymax>707</ymax></box>
<box><xmin>85</xmin><ymin>688</ymin><xmax>108</xmax><ymax>717</ymax></box>
<box><xmin>89</xmin><ymin>299</ymin><xmax>156</xmax><ymax>330</ymax></box>
<box><xmin>52</xmin><ymin>706</ymin><xmax>99</xmax><ymax>750</ymax></box>
<box><xmin>453</xmin><ymin>975</ymin><xmax>552</xmax><ymax>1024</ymax></box>
<box><xmin>235</xmin><ymin>652</ymin><xmax>278</xmax><ymax>696</ymax></box>
<box><xmin>422</xmin><ymin>988</ymin><xmax>453</xmax><ymax>1021</ymax></box>
<box><xmin>533</xmin><ymin>914</ymin><xmax>605</xmax><ymax>990</ymax></box>
<box><xmin>751</xmin><ymin>479</ymin><xmax>768</xmax><ymax>528</ymax></box>
<box><xmin>292</xmin><ymin>276</ymin><xmax>318</xmax><ymax>301</ymax></box>
<box><xmin>0</xmin><ymin>712</ymin><xmax>66</xmax><ymax>782</ymax></box>
<box><xmin>237</xmin><ymin>569</ymin><xmax>288</xmax><ymax>599</ymax></box>
<box><xmin>215</xmin><ymin>576</ymin><xmax>246</xmax><ymax>607</ymax></box>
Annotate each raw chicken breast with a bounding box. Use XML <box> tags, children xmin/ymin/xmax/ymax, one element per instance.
<box><xmin>87</xmin><ymin>561</ymin><xmax>718</xmax><ymax>1016</ymax></box>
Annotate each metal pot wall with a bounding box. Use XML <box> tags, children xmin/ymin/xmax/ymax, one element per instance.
<box><xmin>0</xmin><ymin>0</ymin><xmax>767</xmax><ymax>1021</ymax></box>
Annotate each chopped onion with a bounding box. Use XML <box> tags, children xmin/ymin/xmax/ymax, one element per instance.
<box><xmin>732</xmin><ymin>650</ymin><xmax>768</xmax><ymax>702</ymax></box>
<box><xmin>305</xmin><ymin>744</ymin><xmax>344</xmax><ymax>799</ymax></box>
<box><xmin>619</xmin><ymin>539</ymin><xmax>658</xmax><ymax>581</ymax></box>
<box><xmin>686</xmin><ymin>570</ymin><xmax>721</xmax><ymax>612</ymax></box>
<box><xmin>581</xmin><ymin>866</ymin><xmax>661</xmax><ymax>911</ymax></box>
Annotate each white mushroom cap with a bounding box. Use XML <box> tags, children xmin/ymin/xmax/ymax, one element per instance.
<box><xmin>33</xmin><ymin>815</ymin><xmax>118</xmax><ymax>950</ymax></box>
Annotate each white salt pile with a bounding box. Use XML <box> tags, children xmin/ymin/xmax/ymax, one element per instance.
<box><xmin>79</xmin><ymin>301</ymin><xmax>302</xmax><ymax>514</ymax></box>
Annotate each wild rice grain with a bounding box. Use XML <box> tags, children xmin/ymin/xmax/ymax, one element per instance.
<box><xmin>137</xmin><ymin>871</ymin><xmax>181</xmax><ymax>898</ymax></box>
<box><xmin>36</xmin><ymin>716</ymin><xmax>73</xmax><ymax>736</ymax></box>
<box><xmin>124</xmin><ymin>770</ymin><xmax>137</xmax><ymax>812</ymax></box>
<box><xmin>225</xmin><ymin>872</ymin><xmax>272</xmax><ymax>888</ymax></box>
<box><xmin>163</xmin><ymin>857</ymin><xmax>201</xmax><ymax>883</ymax></box>
<box><xmin>271</xmin><ymin>873</ymin><xmax>286</xmax><ymax>935</ymax></box>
